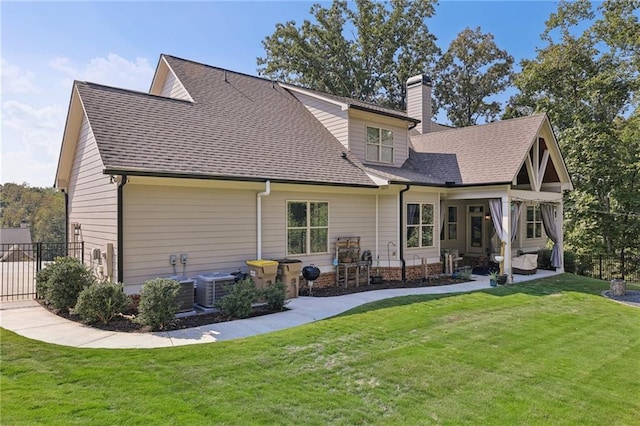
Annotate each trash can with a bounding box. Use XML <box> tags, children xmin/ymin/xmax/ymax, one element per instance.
<box><xmin>168</xmin><ymin>275</ymin><xmax>195</xmax><ymax>313</ymax></box>
<box><xmin>274</xmin><ymin>259</ymin><xmax>302</xmax><ymax>299</ymax></box>
<box><xmin>245</xmin><ymin>259</ymin><xmax>278</xmax><ymax>290</ymax></box>
<box><xmin>195</xmin><ymin>272</ymin><xmax>236</xmax><ymax>308</ymax></box>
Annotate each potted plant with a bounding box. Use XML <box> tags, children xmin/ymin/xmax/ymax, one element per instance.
<box><xmin>371</xmin><ymin>255</ymin><xmax>383</xmax><ymax>284</ymax></box>
<box><xmin>497</xmin><ymin>274</ymin><xmax>508</xmax><ymax>285</ymax></box>
<box><xmin>489</xmin><ymin>271</ymin><xmax>498</xmax><ymax>287</ymax></box>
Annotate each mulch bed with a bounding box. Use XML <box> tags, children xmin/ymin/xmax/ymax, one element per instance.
<box><xmin>300</xmin><ymin>276</ymin><xmax>471</xmax><ymax>297</ymax></box>
<box><xmin>36</xmin><ymin>299</ymin><xmax>285</xmax><ymax>333</ymax></box>
<box><xmin>37</xmin><ymin>276</ymin><xmax>469</xmax><ymax>333</ymax></box>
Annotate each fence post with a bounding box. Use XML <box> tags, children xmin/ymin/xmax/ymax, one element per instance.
<box><xmin>81</xmin><ymin>241</ymin><xmax>85</xmax><ymax>264</ymax></box>
<box><xmin>598</xmin><ymin>255</ymin><xmax>602</xmax><ymax>280</ymax></box>
<box><xmin>36</xmin><ymin>242</ymin><xmax>42</xmax><ymax>273</ymax></box>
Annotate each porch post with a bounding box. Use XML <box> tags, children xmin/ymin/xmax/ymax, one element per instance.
<box><xmin>502</xmin><ymin>195</ymin><xmax>512</xmax><ymax>276</ymax></box>
<box><xmin>556</xmin><ymin>202</ymin><xmax>565</xmax><ymax>272</ymax></box>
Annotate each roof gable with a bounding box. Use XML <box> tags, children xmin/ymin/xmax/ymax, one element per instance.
<box><xmin>407</xmin><ymin>114</ymin><xmax>572</xmax><ymax>189</ymax></box>
<box><xmin>64</xmin><ymin>55</ymin><xmax>376</xmax><ymax>187</ymax></box>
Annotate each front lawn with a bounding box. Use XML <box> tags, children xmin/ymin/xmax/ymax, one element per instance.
<box><xmin>2</xmin><ymin>274</ymin><xmax>639</xmax><ymax>424</ymax></box>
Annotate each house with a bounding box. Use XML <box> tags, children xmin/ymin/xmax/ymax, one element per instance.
<box><xmin>55</xmin><ymin>54</ymin><xmax>572</xmax><ymax>293</ymax></box>
<box><xmin>0</xmin><ymin>222</ymin><xmax>34</xmax><ymax>261</ymax></box>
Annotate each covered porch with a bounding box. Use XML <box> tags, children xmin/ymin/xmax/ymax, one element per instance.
<box><xmin>439</xmin><ymin>188</ymin><xmax>566</xmax><ymax>280</ymax></box>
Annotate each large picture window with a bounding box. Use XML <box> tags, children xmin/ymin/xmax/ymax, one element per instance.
<box><xmin>407</xmin><ymin>203</ymin><xmax>434</xmax><ymax>248</ymax></box>
<box><xmin>287</xmin><ymin>201</ymin><xmax>329</xmax><ymax>255</ymax></box>
<box><xmin>526</xmin><ymin>205</ymin><xmax>543</xmax><ymax>239</ymax></box>
<box><xmin>366</xmin><ymin>126</ymin><xmax>394</xmax><ymax>163</ymax></box>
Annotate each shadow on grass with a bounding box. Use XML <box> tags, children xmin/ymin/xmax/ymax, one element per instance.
<box><xmin>336</xmin><ymin>273</ymin><xmax>615</xmax><ymax>318</ymax></box>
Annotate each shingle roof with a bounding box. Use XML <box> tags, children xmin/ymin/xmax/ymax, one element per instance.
<box><xmin>406</xmin><ymin>114</ymin><xmax>547</xmax><ymax>185</ymax></box>
<box><xmin>77</xmin><ymin>55</ymin><xmax>377</xmax><ymax>187</ymax></box>
<box><xmin>0</xmin><ymin>228</ymin><xmax>32</xmax><ymax>245</ymax></box>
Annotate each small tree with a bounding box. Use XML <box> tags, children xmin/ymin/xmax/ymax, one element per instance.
<box><xmin>135</xmin><ymin>278</ymin><xmax>180</xmax><ymax>331</ymax></box>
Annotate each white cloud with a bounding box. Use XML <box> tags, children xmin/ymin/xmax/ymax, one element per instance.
<box><xmin>1</xmin><ymin>57</ymin><xmax>39</xmax><ymax>94</ymax></box>
<box><xmin>50</xmin><ymin>53</ymin><xmax>154</xmax><ymax>91</ymax></box>
<box><xmin>2</xmin><ymin>53</ymin><xmax>155</xmax><ymax>187</ymax></box>
<box><xmin>1</xmin><ymin>100</ymin><xmax>65</xmax><ymax>186</ymax></box>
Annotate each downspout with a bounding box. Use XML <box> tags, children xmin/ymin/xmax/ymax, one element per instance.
<box><xmin>399</xmin><ymin>184</ymin><xmax>411</xmax><ymax>281</ymax></box>
<box><xmin>117</xmin><ymin>175</ymin><xmax>128</xmax><ymax>283</ymax></box>
<box><xmin>62</xmin><ymin>189</ymin><xmax>69</xmax><ymax>254</ymax></box>
<box><xmin>257</xmin><ymin>180</ymin><xmax>271</xmax><ymax>259</ymax></box>
<box><xmin>375</xmin><ymin>194</ymin><xmax>379</xmax><ymax>263</ymax></box>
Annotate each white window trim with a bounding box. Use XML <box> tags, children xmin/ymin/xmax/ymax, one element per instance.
<box><xmin>286</xmin><ymin>200</ymin><xmax>330</xmax><ymax>256</ymax></box>
<box><xmin>446</xmin><ymin>206</ymin><xmax>458</xmax><ymax>241</ymax></box>
<box><xmin>525</xmin><ymin>205</ymin><xmax>544</xmax><ymax>239</ymax></box>
<box><xmin>365</xmin><ymin>125</ymin><xmax>394</xmax><ymax>164</ymax></box>
<box><xmin>406</xmin><ymin>202</ymin><xmax>435</xmax><ymax>249</ymax></box>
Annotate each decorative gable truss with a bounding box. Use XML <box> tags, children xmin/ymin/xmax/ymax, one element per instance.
<box><xmin>513</xmin><ymin>121</ymin><xmax>572</xmax><ymax>193</ymax></box>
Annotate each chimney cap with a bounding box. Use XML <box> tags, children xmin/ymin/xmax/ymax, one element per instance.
<box><xmin>407</xmin><ymin>74</ymin><xmax>432</xmax><ymax>87</ymax></box>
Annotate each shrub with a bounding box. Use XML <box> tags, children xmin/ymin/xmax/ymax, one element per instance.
<box><xmin>564</xmin><ymin>250</ymin><xmax>576</xmax><ymax>273</ymax></box>
<box><xmin>260</xmin><ymin>281</ymin><xmax>288</xmax><ymax>311</ymax></box>
<box><xmin>215</xmin><ymin>278</ymin><xmax>257</xmax><ymax>319</ymax></box>
<box><xmin>135</xmin><ymin>278</ymin><xmax>181</xmax><ymax>331</ymax></box>
<box><xmin>74</xmin><ymin>280</ymin><xmax>130</xmax><ymax>324</ymax></box>
<box><xmin>42</xmin><ymin>257</ymin><xmax>96</xmax><ymax>311</ymax></box>
<box><xmin>35</xmin><ymin>265</ymin><xmax>54</xmax><ymax>299</ymax></box>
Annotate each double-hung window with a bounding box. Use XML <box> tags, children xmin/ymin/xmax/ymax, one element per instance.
<box><xmin>407</xmin><ymin>203</ymin><xmax>434</xmax><ymax>248</ymax></box>
<box><xmin>287</xmin><ymin>201</ymin><xmax>329</xmax><ymax>255</ymax></box>
<box><xmin>526</xmin><ymin>206</ymin><xmax>543</xmax><ymax>239</ymax></box>
<box><xmin>366</xmin><ymin>126</ymin><xmax>394</xmax><ymax>163</ymax></box>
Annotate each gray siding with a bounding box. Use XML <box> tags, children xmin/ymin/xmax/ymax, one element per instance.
<box><xmin>67</xmin><ymin>115</ymin><xmax>118</xmax><ymax>275</ymax></box>
<box><xmin>291</xmin><ymin>92</ymin><xmax>349</xmax><ymax>148</ymax></box>
<box><xmin>121</xmin><ymin>183</ymin><xmax>380</xmax><ymax>291</ymax></box>
<box><xmin>160</xmin><ymin>68</ymin><xmax>192</xmax><ymax>101</ymax></box>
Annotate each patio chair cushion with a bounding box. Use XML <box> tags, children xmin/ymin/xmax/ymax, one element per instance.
<box><xmin>512</xmin><ymin>254</ymin><xmax>538</xmax><ymax>275</ymax></box>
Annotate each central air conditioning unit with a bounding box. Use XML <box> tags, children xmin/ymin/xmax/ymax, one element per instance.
<box><xmin>168</xmin><ymin>276</ymin><xmax>195</xmax><ymax>313</ymax></box>
<box><xmin>195</xmin><ymin>272</ymin><xmax>236</xmax><ymax>308</ymax></box>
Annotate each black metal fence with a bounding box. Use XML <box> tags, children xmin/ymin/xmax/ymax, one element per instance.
<box><xmin>575</xmin><ymin>253</ymin><xmax>640</xmax><ymax>284</ymax></box>
<box><xmin>0</xmin><ymin>242</ymin><xmax>84</xmax><ymax>301</ymax></box>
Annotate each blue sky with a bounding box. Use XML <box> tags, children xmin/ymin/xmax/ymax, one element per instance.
<box><xmin>1</xmin><ymin>1</ymin><xmax>563</xmax><ymax>187</ymax></box>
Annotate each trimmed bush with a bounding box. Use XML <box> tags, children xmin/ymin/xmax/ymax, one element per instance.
<box><xmin>215</xmin><ymin>279</ymin><xmax>257</xmax><ymax>319</ymax></box>
<box><xmin>135</xmin><ymin>278</ymin><xmax>181</xmax><ymax>331</ymax></box>
<box><xmin>75</xmin><ymin>281</ymin><xmax>130</xmax><ymax>324</ymax></box>
<box><xmin>35</xmin><ymin>265</ymin><xmax>54</xmax><ymax>299</ymax></box>
<box><xmin>41</xmin><ymin>257</ymin><xmax>96</xmax><ymax>311</ymax></box>
<box><xmin>260</xmin><ymin>281</ymin><xmax>288</xmax><ymax>312</ymax></box>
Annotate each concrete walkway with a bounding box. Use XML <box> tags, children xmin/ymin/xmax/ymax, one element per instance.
<box><xmin>0</xmin><ymin>270</ymin><xmax>559</xmax><ymax>349</ymax></box>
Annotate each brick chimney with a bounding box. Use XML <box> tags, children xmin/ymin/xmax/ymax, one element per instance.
<box><xmin>406</xmin><ymin>74</ymin><xmax>432</xmax><ymax>134</ymax></box>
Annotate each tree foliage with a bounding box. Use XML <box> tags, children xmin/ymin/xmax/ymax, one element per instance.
<box><xmin>0</xmin><ymin>183</ymin><xmax>65</xmax><ymax>242</ymax></box>
<box><xmin>434</xmin><ymin>27</ymin><xmax>514</xmax><ymax>126</ymax></box>
<box><xmin>506</xmin><ymin>0</ymin><xmax>640</xmax><ymax>256</ymax></box>
<box><xmin>257</xmin><ymin>0</ymin><xmax>440</xmax><ymax>109</ymax></box>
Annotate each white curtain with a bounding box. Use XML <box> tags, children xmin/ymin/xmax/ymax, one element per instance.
<box><xmin>489</xmin><ymin>199</ymin><xmax>505</xmax><ymax>242</ymax></box>
<box><xmin>510</xmin><ymin>202</ymin><xmax>523</xmax><ymax>242</ymax></box>
<box><xmin>541</xmin><ymin>203</ymin><xmax>562</xmax><ymax>268</ymax></box>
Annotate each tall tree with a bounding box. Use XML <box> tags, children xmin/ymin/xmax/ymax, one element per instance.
<box><xmin>505</xmin><ymin>0</ymin><xmax>640</xmax><ymax>258</ymax></box>
<box><xmin>434</xmin><ymin>27</ymin><xmax>514</xmax><ymax>127</ymax></box>
<box><xmin>257</xmin><ymin>0</ymin><xmax>440</xmax><ymax>109</ymax></box>
<box><xmin>0</xmin><ymin>183</ymin><xmax>65</xmax><ymax>243</ymax></box>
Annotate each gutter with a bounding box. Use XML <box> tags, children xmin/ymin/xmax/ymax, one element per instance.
<box><xmin>399</xmin><ymin>184</ymin><xmax>411</xmax><ymax>281</ymax></box>
<box><xmin>256</xmin><ymin>180</ymin><xmax>271</xmax><ymax>259</ymax></box>
<box><xmin>102</xmin><ymin>169</ymin><xmax>378</xmax><ymax>189</ymax></box>
<box><xmin>117</xmin><ymin>175</ymin><xmax>128</xmax><ymax>283</ymax></box>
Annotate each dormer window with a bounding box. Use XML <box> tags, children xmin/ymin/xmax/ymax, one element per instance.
<box><xmin>366</xmin><ymin>126</ymin><xmax>394</xmax><ymax>163</ymax></box>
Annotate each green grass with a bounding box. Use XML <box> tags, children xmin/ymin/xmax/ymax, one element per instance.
<box><xmin>2</xmin><ymin>274</ymin><xmax>639</xmax><ymax>424</ymax></box>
